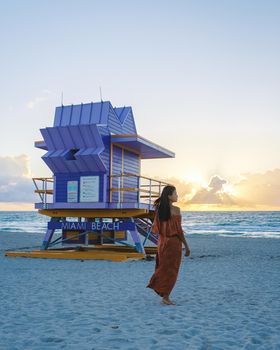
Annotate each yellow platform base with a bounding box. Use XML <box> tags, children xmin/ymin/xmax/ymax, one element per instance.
<box><xmin>5</xmin><ymin>245</ymin><xmax>157</xmax><ymax>262</ymax></box>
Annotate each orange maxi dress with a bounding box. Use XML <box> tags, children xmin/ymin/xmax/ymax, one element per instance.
<box><xmin>146</xmin><ymin>211</ymin><xmax>184</xmax><ymax>297</ymax></box>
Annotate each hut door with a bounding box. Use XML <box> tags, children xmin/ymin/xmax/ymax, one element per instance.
<box><xmin>111</xmin><ymin>145</ymin><xmax>123</xmax><ymax>202</ymax></box>
<box><xmin>111</xmin><ymin>144</ymin><xmax>140</xmax><ymax>202</ymax></box>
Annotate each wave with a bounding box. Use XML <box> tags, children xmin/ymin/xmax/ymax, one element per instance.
<box><xmin>1</xmin><ymin>211</ymin><xmax>280</xmax><ymax>238</ymax></box>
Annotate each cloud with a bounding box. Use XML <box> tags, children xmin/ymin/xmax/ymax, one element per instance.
<box><xmin>26</xmin><ymin>90</ymin><xmax>53</xmax><ymax>109</ymax></box>
<box><xmin>234</xmin><ymin>168</ymin><xmax>280</xmax><ymax>207</ymax></box>
<box><xmin>208</xmin><ymin>176</ymin><xmax>226</xmax><ymax>192</ymax></box>
<box><xmin>0</xmin><ymin>154</ymin><xmax>31</xmax><ymax>177</ymax></box>
<box><xmin>0</xmin><ymin>155</ymin><xmax>36</xmax><ymax>203</ymax></box>
<box><xmin>186</xmin><ymin>175</ymin><xmax>239</xmax><ymax>205</ymax></box>
<box><xmin>147</xmin><ymin>170</ymin><xmax>280</xmax><ymax>209</ymax></box>
<box><xmin>1</xmin><ymin>154</ymin><xmax>279</xmax><ymax>210</ymax></box>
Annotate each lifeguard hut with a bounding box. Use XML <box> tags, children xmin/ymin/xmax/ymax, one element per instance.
<box><xmin>6</xmin><ymin>101</ymin><xmax>175</xmax><ymax>261</ymax></box>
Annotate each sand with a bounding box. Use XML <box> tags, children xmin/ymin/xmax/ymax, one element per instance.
<box><xmin>1</xmin><ymin>232</ymin><xmax>280</xmax><ymax>349</ymax></box>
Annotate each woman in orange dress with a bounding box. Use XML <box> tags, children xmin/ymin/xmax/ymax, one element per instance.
<box><xmin>146</xmin><ymin>185</ymin><xmax>190</xmax><ymax>305</ymax></box>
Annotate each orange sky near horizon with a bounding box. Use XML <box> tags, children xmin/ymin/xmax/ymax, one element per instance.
<box><xmin>0</xmin><ymin>157</ymin><xmax>279</xmax><ymax>211</ymax></box>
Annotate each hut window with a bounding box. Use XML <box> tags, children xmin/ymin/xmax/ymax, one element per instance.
<box><xmin>65</xmin><ymin>148</ymin><xmax>79</xmax><ymax>160</ymax></box>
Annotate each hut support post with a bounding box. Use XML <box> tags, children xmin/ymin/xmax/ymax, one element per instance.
<box><xmin>41</xmin><ymin>217</ymin><xmax>61</xmax><ymax>250</ymax></box>
<box><xmin>127</xmin><ymin>218</ymin><xmax>145</xmax><ymax>254</ymax></box>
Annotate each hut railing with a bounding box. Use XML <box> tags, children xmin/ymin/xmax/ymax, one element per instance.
<box><xmin>109</xmin><ymin>173</ymin><xmax>170</xmax><ymax>205</ymax></box>
<box><xmin>32</xmin><ymin>177</ymin><xmax>54</xmax><ymax>205</ymax></box>
<box><xmin>33</xmin><ymin>174</ymin><xmax>170</xmax><ymax>206</ymax></box>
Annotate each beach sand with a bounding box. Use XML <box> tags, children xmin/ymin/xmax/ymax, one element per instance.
<box><xmin>1</xmin><ymin>232</ymin><xmax>280</xmax><ymax>350</ymax></box>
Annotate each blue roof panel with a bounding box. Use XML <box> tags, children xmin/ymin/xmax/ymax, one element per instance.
<box><xmin>71</xmin><ymin>104</ymin><xmax>82</xmax><ymax>125</ymax></box>
<box><xmin>114</xmin><ymin>106</ymin><xmax>132</xmax><ymax>123</ymax></box>
<box><xmin>80</xmin><ymin>103</ymin><xmax>92</xmax><ymax>124</ymax></box>
<box><xmin>53</xmin><ymin>101</ymin><xmax>113</xmax><ymax>127</ymax></box>
<box><xmin>60</xmin><ymin>106</ymin><xmax>72</xmax><ymax>126</ymax></box>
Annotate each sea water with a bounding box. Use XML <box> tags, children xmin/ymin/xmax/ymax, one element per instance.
<box><xmin>182</xmin><ymin>211</ymin><xmax>280</xmax><ymax>239</ymax></box>
<box><xmin>0</xmin><ymin>210</ymin><xmax>279</xmax><ymax>242</ymax></box>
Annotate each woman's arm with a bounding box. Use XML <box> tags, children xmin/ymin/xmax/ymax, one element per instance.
<box><xmin>177</xmin><ymin>232</ymin><xmax>189</xmax><ymax>249</ymax></box>
<box><xmin>177</xmin><ymin>233</ymin><xmax>190</xmax><ymax>256</ymax></box>
<box><xmin>175</xmin><ymin>206</ymin><xmax>190</xmax><ymax>255</ymax></box>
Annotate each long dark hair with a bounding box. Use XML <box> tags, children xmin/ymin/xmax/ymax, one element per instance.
<box><xmin>153</xmin><ymin>185</ymin><xmax>176</xmax><ymax>221</ymax></box>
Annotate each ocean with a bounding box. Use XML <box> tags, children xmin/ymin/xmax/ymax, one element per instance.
<box><xmin>0</xmin><ymin>210</ymin><xmax>279</xmax><ymax>240</ymax></box>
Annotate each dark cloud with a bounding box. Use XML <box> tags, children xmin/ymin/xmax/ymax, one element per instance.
<box><xmin>208</xmin><ymin>176</ymin><xmax>226</xmax><ymax>192</ymax></box>
<box><xmin>187</xmin><ymin>175</ymin><xmax>238</xmax><ymax>205</ymax></box>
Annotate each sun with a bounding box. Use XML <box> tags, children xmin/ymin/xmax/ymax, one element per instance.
<box><xmin>221</xmin><ymin>183</ymin><xmax>235</xmax><ymax>195</ymax></box>
<box><xmin>185</xmin><ymin>174</ymin><xmax>209</xmax><ymax>189</ymax></box>
<box><xmin>185</xmin><ymin>173</ymin><xmax>236</xmax><ymax>196</ymax></box>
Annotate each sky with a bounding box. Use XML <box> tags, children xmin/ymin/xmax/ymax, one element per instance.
<box><xmin>0</xmin><ymin>0</ymin><xmax>279</xmax><ymax>210</ymax></box>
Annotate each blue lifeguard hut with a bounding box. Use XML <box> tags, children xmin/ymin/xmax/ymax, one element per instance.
<box><xmin>6</xmin><ymin>101</ymin><xmax>175</xmax><ymax>261</ymax></box>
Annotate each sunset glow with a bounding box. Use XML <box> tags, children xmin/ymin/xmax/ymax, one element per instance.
<box><xmin>0</xmin><ymin>1</ymin><xmax>279</xmax><ymax>212</ymax></box>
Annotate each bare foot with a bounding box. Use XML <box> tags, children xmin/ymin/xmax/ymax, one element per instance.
<box><xmin>161</xmin><ymin>297</ymin><xmax>176</xmax><ymax>305</ymax></box>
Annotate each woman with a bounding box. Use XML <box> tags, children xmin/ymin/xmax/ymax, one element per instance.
<box><xmin>146</xmin><ymin>185</ymin><xmax>190</xmax><ymax>305</ymax></box>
